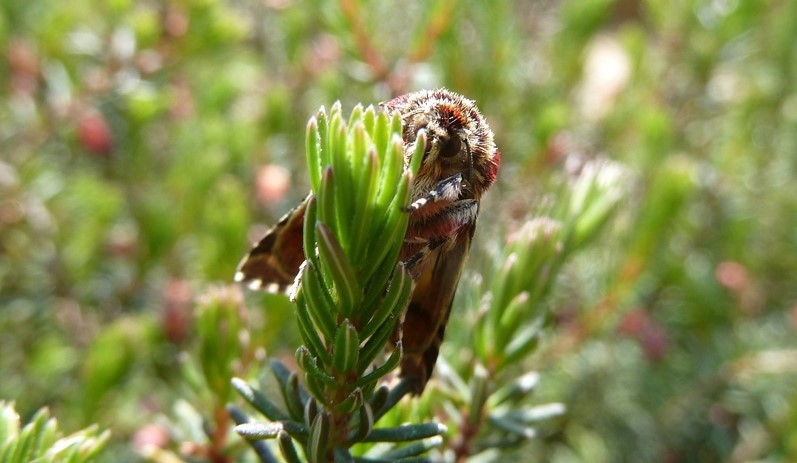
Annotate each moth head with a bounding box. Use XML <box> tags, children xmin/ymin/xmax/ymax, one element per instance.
<box><xmin>382</xmin><ymin>88</ymin><xmax>500</xmax><ymax>198</ymax></box>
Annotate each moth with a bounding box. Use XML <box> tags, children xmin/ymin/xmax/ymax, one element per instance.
<box><xmin>236</xmin><ymin>88</ymin><xmax>500</xmax><ymax>393</ymax></box>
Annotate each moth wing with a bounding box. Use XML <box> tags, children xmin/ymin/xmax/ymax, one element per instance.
<box><xmin>235</xmin><ymin>194</ymin><xmax>310</xmax><ymax>293</ymax></box>
<box><xmin>399</xmin><ymin>221</ymin><xmax>475</xmax><ymax>393</ymax></box>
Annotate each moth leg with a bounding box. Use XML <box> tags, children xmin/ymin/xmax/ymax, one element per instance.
<box><xmin>404</xmin><ymin>236</ymin><xmax>447</xmax><ymax>271</ymax></box>
<box><xmin>405</xmin><ymin>198</ymin><xmax>478</xmax><ymax>241</ymax></box>
<box><xmin>403</xmin><ymin>198</ymin><xmax>479</xmax><ymax>271</ymax></box>
<box><xmin>404</xmin><ymin>172</ymin><xmax>463</xmax><ymax>212</ymax></box>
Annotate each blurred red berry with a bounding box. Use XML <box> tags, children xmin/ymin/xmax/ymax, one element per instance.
<box><xmin>77</xmin><ymin>111</ymin><xmax>113</xmax><ymax>155</ymax></box>
<box><xmin>164</xmin><ymin>6</ymin><xmax>189</xmax><ymax>38</ymax></box>
<box><xmin>132</xmin><ymin>423</ymin><xmax>171</xmax><ymax>454</ymax></box>
<box><xmin>619</xmin><ymin>309</ymin><xmax>670</xmax><ymax>362</ymax></box>
<box><xmin>6</xmin><ymin>39</ymin><xmax>39</xmax><ymax>96</ymax></box>
<box><xmin>255</xmin><ymin>164</ymin><xmax>291</xmax><ymax>207</ymax></box>
<box><xmin>715</xmin><ymin>261</ymin><xmax>749</xmax><ymax>293</ymax></box>
<box><xmin>618</xmin><ymin>309</ymin><xmax>648</xmax><ymax>336</ymax></box>
<box><xmin>162</xmin><ymin>279</ymin><xmax>193</xmax><ymax>345</ymax></box>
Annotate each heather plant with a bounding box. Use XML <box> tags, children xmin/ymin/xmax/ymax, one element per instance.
<box><xmin>216</xmin><ymin>102</ymin><xmax>626</xmax><ymax>462</ymax></box>
<box><xmin>2</xmin><ymin>0</ymin><xmax>797</xmax><ymax>462</ymax></box>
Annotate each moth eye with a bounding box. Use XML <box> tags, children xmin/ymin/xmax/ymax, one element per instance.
<box><xmin>439</xmin><ymin>135</ymin><xmax>462</xmax><ymax>158</ymax></box>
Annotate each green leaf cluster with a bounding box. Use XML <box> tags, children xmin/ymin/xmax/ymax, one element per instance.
<box><xmin>232</xmin><ymin>104</ymin><xmax>443</xmax><ymax>462</ymax></box>
<box><xmin>0</xmin><ymin>401</ymin><xmax>109</xmax><ymax>463</ymax></box>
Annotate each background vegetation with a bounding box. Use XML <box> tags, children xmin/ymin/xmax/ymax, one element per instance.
<box><xmin>2</xmin><ymin>0</ymin><xmax>796</xmax><ymax>461</ymax></box>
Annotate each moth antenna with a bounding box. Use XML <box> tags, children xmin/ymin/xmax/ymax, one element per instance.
<box><xmin>462</xmin><ymin>131</ymin><xmax>473</xmax><ymax>186</ymax></box>
<box><xmin>400</xmin><ymin>108</ymin><xmax>423</xmax><ymax>119</ymax></box>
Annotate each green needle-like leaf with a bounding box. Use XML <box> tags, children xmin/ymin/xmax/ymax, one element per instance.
<box><xmin>468</xmin><ymin>363</ymin><xmax>489</xmax><ymax>426</ymax></box>
<box><xmin>379</xmin><ymin>122</ymin><xmax>412</xmax><ymax>205</ymax></box>
<box><xmin>307</xmin><ymin>118</ymin><xmax>322</xmax><ymax>192</ymax></box>
<box><xmin>286</xmin><ymin>373</ymin><xmax>309</xmax><ymax>421</ymax></box>
<box><xmin>486</xmin><ymin>415</ymin><xmax>537</xmax><ymax>439</ymax></box>
<box><xmin>361</xmin><ymin>423</ymin><xmax>447</xmax><ymax>443</ymax></box>
<box><xmin>228</xmin><ymin>406</ymin><xmax>279</xmax><ymax>463</ymax></box>
<box><xmin>407</xmin><ymin>129</ymin><xmax>426</xmax><ymax>179</ymax></box>
<box><xmin>487</xmin><ymin>253</ymin><xmax>518</xmax><ymax>336</ymax></box>
<box><xmin>357</xmin><ymin>308</ymin><xmax>402</xmax><ymax>372</ymax></box>
<box><xmin>349</xmin><ymin>115</ymin><xmax>366</xmax><ymax>174</ymax></box>
<box><xmin>374</xmin><ymin>379</ymin><xmax>415</xmax><ymax>421</ymax></box>
<box><xmin>350</xmin><ymin>149</ymin><xmax>379</xmax><ymax>268</ymax></box>
<box><xmin>235</xmin><ymin>422</ymin><xmax>283</xmax><ymax>440</ymax></box>
<box><xmin>304</xmin><ymin>372</ymin><xmax>330</xmax><ymax>406</ymax></box>
<box><xmin>354</xmin><ymin>342</ymin><xmax>402</xmax><ymax>388</ymax></box>
<box><xmin>347</xmin><ymin>401</ymin><xmax>374</xmax><ymax>443</ymax></box>
<box><xmin>333</xmin><ymin>320</ymin><xmax>361</xmax><ymax>373</ymax></box>
<box><xmin>368</xmin><ymin>385</ymin><xmax>389</xmax><ymax>414</ymax></box>
<box><xmin>359</xmin><ymin>173</ymin><xmax>413</xmax><ymax>291</ymax></box>
<box><xmin>496</xmin><ymin>403</ymin><xmax>566</xmax><ymax>424</ymax></box>
<box><xmin>232</xmin><ymin>377</ymin><xmax>291</xmax><ymax>422</ymax></box>
<box><xmin>333</xmin><ymin>388</ymin><xmax>364</xmax><ymax>414</ymax></box>
<box><xmin>300</xmin><ymin>261</ymin><xmax>337</xmax><ymax>342</ymax></box>
<box><xmin>497</xmin><ymin>291</ymin><xmax>530</xmax><ymax>345</ymax></box>
<box><xmin>486</xmin><ymin>371</ymin><xmax>541</xmax><ymax>408</ymax></box>
<box><xmin>309</xmin><ymin>413</ymin><xmax>330</xmax><ymax>463</ymax></box>
<box><xmin>270</xmin><ymin>359</ymin><xmax>293</xmax><ymax>387</ymax></box>
<box><xmin>388</xmin><ymin>111</ymin><xmax>402</xmax><ymax>148</ymax></box>
<box><xmin>348</xmin><ymin>104</ymin><xmax>364</xmax><ymax>138</ymax></box>
<box><xmin>326</xmin><ymin>103</ymin><xmax>343</xmax><ymax>167</ymax></box>
<box><xmin>372</xmin><ymin>109</ymin><xmax>390</xmax><ymax>168</ymax></box>
<box><xmin>303</xmin><ymin>195</ymin><xmax>321</xmax><ymax>270</ymax></box>
<box><xmin>376</xmin><ymin>134</ymin><xmax>412</xmax><ymax>210</ymax></box>
<box><xmin>315</xmin><ymin>106</ymin><xmax>331</xmax><ymax>179</ymax></box>
<box><xmin>330</xmin><ymin>119</ymin><xmax>353</xmax><ymax>242</ymax></box>
<box><xmin>279</xmin><ymin>430</ymin><xmax>304</xmax><ymax>463</ymax></box>
<box><xmin>317</xmin><ymin>167</ymin><xmax>336</xmax><ymax>239</ymax></box>
<box><xmin>273</xmin><ymin>368</ymin><xmax>306</xmax><ymax>422</ymax></box>
<box><xmin>304</xmin><ymin>398</ymin><xmax>319</xmax><ymax>430</ymax></box>
<box><xmin>296</xmin><ymin>346</ymin><xmax>336</xmax><ymax>384</ymax></box>
<box><xmin>501</xmin><ymin>321</ymin><xmax>542</xmax><ymax>367</ymax></box>
<box><xmin>334</xmin><ymin>448</ymin><xmax>355</xmax><ymax>463</ymax></box>
<box><xmin>433</xmin><ymin>356</ymin><xmax>469</xmax><ymax>399</ymax></box>
<box><xmin>362</xmin><ymin>105</ymin><xmax>376</xmax><ymax>136</ymax></box>
<box><xmin>295</xmin><ymin>289</ymin><xmax>333</xmax><ymax>364</ymax></box>
<box><xmin>379</xmin><ymin>436</ymin><xmax>444</xmax><ymax>460</ymax></box>
<box><xmin>359</xmin><ymin>264</ymin><xmax>411</xmax><ymax>342</ymax></box>
<box><xmin>316</xmin><ymin>223</ymin><xmax>360</xmax><ymax>318</ymax></box>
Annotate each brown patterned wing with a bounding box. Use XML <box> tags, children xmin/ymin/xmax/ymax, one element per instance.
<box><xmin>235</xmin><ymin>194</ymin><xmax>310</xmax><ymax>293</ymax></box>
<box><xmin>399</xmin><ymin>221</ymin><xmax>474</xmax><ymax>393</ymax></box>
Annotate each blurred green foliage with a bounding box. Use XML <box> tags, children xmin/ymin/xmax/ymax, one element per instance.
<box><xmin>1</xmin><ymin>0</ymin><xmax>796</xmax><ymax>461</ymax></box>
<box><xmin>0</xmin><ymin>400</ymin><xmax>109</xmax><ymax>462</ymax></box>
